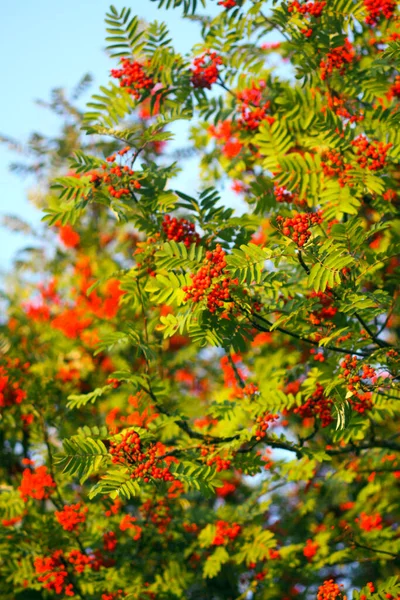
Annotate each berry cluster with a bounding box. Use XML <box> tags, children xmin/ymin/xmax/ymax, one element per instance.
<box><xmin>55</xmin><ymin>503</ymin><xmax>88</xmax><ymax>532</ymax></box>
<box><xmin>277</xmin><ymin>211</ymin><xmax>323</xmax><ymax>247</ymax></box>
<box><xmin>288</xmin><ymin>0</ymin><xmax>326</xmax><ymax>36</ymax></box>
<box><xmin>103</xmin><ymin>531</ymin><xmax>118</xmax><ymax>552</ymax></box>
<box><xmin>106</xmin><ymin>377</ymin><xmax>121</xmax><ymax>389</ymax></box>
<box><xmin>111</xmin><ymin>59</ymin><xmax>154</xmax><ymax>99</ymax></box>
<box><xmin>309</xmin><ymin>291</ymin><xmax>337</xmax><ymax>326</ymax></box>
<box><xmin>56</xmin><ymin>222</ymin><xmax>80</xmax><ymax>248</ymax></box>
<box><xmin>119</xmin><ymin>515</ymin><xmax>142</xmax><ymax>539</ymax></box>
<box><xmin>255</xmin><ymin>413</ymin><xmax>279</xmax><ymax>440</ymax></box>
<box><xmin>317</xmin><ymin>579</ymin><xmax>347</xmax><ymax>600</ymax></box>
<box><xmin>321</xmin><ymin>149</ymin><xmax>352</xmax><ymax>187</ymax></box>
<box><xmin>34</xmin><ymin>551</ymin><xmax>74</xmax><ymax>597</ymax></box>
<box><xmin>303</xmin><ymin>538</ymin><xmax>319</xmax><ymax>559</ymax></box>
<box><xmin>288</xmin><ymin>0</ymin><xmax>326</xmax><ymax>16</ymax></box>
<box><xmin>183</xmin><ymin>245</ymin><xmax>238</xmax><ymax>313</ymax></box>
<box><xmin>0</xmin><ymin>360</ymin><xmax>28</xmax><ymax>408</ymax></box>
<box><xmin>339</xmin><ymin>355</ymin><xmax>374</xmax><ymax>413</ymax></box>
<box><xmin>274</xmin><ymin>185</ymin><xmax>305</xmax><ymax>206</ymax></box>
<box><xmin>65</xmin><ymin>149</ymin><xmax>141</xmax><ymax>204</ymax></box>
<box><xmin>324</xmin><ymin>93</ymin><xmax>363</xmax><ymax>125</ymax></box>
<box><xmin>141</xmin><ymin>499</ymin><xmax>171</xmax><ymax>534</ymax></box>
<box><xmin>19</xmin><ymin>466</ymin><xmax>57</xmax><ymax>502</ymax></box>
<box><xmin>237</xmin><ymin>83</ymin><xmax>274</xmax><ymax>130</ymax></box>
<box><xmin>191</xmin><ymin>51</ymin><xmax>222</xmax><ymax>89</ymax></box>
<box><xmin>218</xmin><ymin>0</ymin><xmax>237</xmax><ymax>7</ymax></box>
<box><xmin>103</xmin><ymin>149</ymin><xmax>141</xmax><ymax>197</ymax></box>
<box><xmin>208</xmin><ymin>120</ymin><xmax>243</xmax><ymax>159</ymax></box>
<box><xmin>200</xmin><ymin>446</ymin><xmax>232</xmax><ymax>472</ymax></box>
<box><xmin>383</xmin><ymin>188</ymin><xmax>398</xmax><ymax>202</ymax></box>
<box><xmin>356</xmin><ymin>512</ymin><xmax>383</xmax><ymax>531</ymax></box>
<box><xmin>294</xmin><ymin>383</ymin><xmax>333</xmax><ymax>427</ymax></box>
<box><xmin>212</xmin><ymin>520</ymin><xmax>241</xmax><ymax>545</ymax></box>
<box><xmin>364</xmin><ymin>0</ymin><xmax>396</xmax><ymax>25</ymax></box>
<box><xmin>351</xmin><ymin>135</ymin><xmax>392</xmax><ymax>171</ymax></box>
<box><xmin>67</xmin><ymin>549</ymin><xmax>102</xmax><ymax>573</ymax></box>
<box><xmin>102</xmin><ymin>591</ymin><xmax>125</xmax><ymax>600</ymax></box>
<box><xmin>110</xmin><ymin>430</ymin><xmax>175</xmax><ymax>482</ymax></box>
<box><xmin>220</xmin><ymin>354</ymin><xmax>258</xmax><ymax>399</ymax></box>
<box><xmin>320</xmin><ymin>40</ymin><xmax>355</xmax><ymax>81</ymax></box>
<box><xmin>216</xmin><ymin>481</ymin><xmax>237</xmax><ymax>497</ymax></box>
<box><xmin>162</xmin><ymin>215</ymin><xmax>200</xmax><ymax>247</ymax></box>
<box><xmin>390</xmin><ymin>76</ymin><xmax>400</xmax><ymax>99</ymax></box>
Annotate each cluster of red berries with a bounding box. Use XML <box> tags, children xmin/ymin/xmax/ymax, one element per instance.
<box><xmin>106</xmin><ymin>377</ymin><xmax>121</xmax><ymax>389</ymax></box>
<box><xmin>339</xmin><ymin>355</ymin><xmax>374</xmax><ymax>413</ymax></box>
<box><xmin>337</xmin><ymin>332</ymin><xmax>352</xmax><ymax>344</ymax></box>
<box><xmin>317</xmin><ymin>579</ymin><xmax>347</xmax><ymax>600</ymax></box>
<box><xmin>111</xmin><ymin>59</ymin><xmax>154</xmax><ymax>99</ymax></box>
<box><xmin>191</xmin><ymin>51</ymin><xmax>222</xmax><ymax>89</ymax></box>
<box><xmin>110</xmin><ymin>430</ymin><xmax>175</xmax><ymax>482</ymax></box>
<box><xmin>141</xmin><ymin>499</ymin><xmax>172</xmax><ymax>534</ymax></box>
<box><xmin>309</xmin><ymin>291</ymin><xmax>337</xmax><ymax>326</ymax></box>
<box><xmin>320</xmin><ymin>40</ymin><xmax>355</xmax><ymax>81</ymax></box>
<box><xmin>67</xmin><ymin>549</ymin><xmax>103</xmax><ymax>573</ymax></box>
<box><xmin>55</xmin><ymin>503</ymin><xmax>88</xmax><ymax>532</ymax></box>
<box><xmin>237</xmin><ymin>83</ymin><xmax>274</xmax><ymax>130</ymax></box>
<box><xmin>34</xmin><ymin>551</ymin><xmax>74</xmax><ymax>597</ymax></box>
<box><xmin>351</xmin><ymin>135</ymin><xmax>392</xmax><ymax>171</ymax></box>
<box><xmin>383</xmin><ymin>189</ymin><xmax>398</xmax><ymax>202</ymax></box>
<box><xmin>201</xmin><ymin>446</ymin><xmax>231</xmax><ymax>472</ymax></box>
<box><xmin>216</xmin><ymin>481</ymin><xmax>237</xmax><ymax>497</ymax></box>
<box><xmin>218</xmin><ymin>0</ymin><xmax>237</xmax><ymax>7</ymax></box>
<box><xmin>255</xmin><ymin>413</ymin><xmax>278</xmax><ymax>440</ymax></box>
<box><xmin>104</xmin><ymin>498</ymin><xmax>122</xmax><ymax>518</ymax></box>
<box><xmin>0</xmin><ymin>360</ymin><xmax>28</xmax><ymax>408</ymax></box>
<box><xmin>19</xmin><ymin>466</ymin><xmax>57</xmax><ymax>502</ymax></box>
<box><xmin>183</xmin><ymin>245</ymin><xmax>238</xmax><ymax>313</ymax></box>
<box><xmin>364</xmin><ymin>0</ymin><xmax>396</xmax><ymax>24</ymax></box>
<box><xmin>237</xmin><ymin>382</ymin><xmax>259</xmax><ymax>398</ymax></box>
<box><xmin>356</xmin><ymin>512</ymin><xmax>383</xmax><ymax>531</ymax></box>
<box><xmin>303</xmin><ymin>538</ymin><xmax>319</xmax><ymax>559</ymax></box>
<box><xmin>208</xmin><ymin>454</ymin><xmax>232</xmax><ymax>472</ymax></box>
<box><xmin>321</xmin><ymin>149</ymin><xmax>352</xmax><ymax>187</ymax></box>
<box><xmin>220</xmin><ymin>354</ymin><xmax>246</xmax><ymax>398</ymax></box>
<box><xmin>162</xmin><ymin>215</ymin><xmax>200</xmax><ymax>247</ymax></box>
<box><xmin>324</xmin><ymin>93</ymin><xmax>363</xmax><ymax>125</ymax></box>
<box><xmin>274</xmin><ymin>185</ymin><xmax>305</xmax><ymax>206</ymax></box>
<box><xmin>311</xmin><ymin>349</ymin><xmax>325</xmax><ymax>362</ymax></box>
<box><xmin>277</xmin><ymin>211</ymin><xmax>323</xmax><ymax>247</ymax></box>
<box><xmin>71</xmin><ymin>148</ymin><xmax>141</xmax><ymax>202</ymax></box>
<box><xmin>212</xmin><ymin>520</ymin><xmax>241</xmax><ymax>546</ymax></box>
<box><xmin>56</xmin><ymin>222</ymin><xmax>80</xmax><ymax>248</ymax></box>
<box><xmin>103</xmin><ymin>531</ymin><xmax>118</xmax><ymax>552</ymax></box>
<box><xmin>390</xmin><ymin>76</ymin><xmax>400</xmax><ymax>99</ymax></box>
<box><xmin>102</xmin><ymin>591</ymin><xmax>125</xmax><ymax>600</ymax></box>
<box><xmin>288</xmin><ymin>0</ymin><xmax>326</xmax><ymax>16</ymax></box>
<box><xmin>294</xmin><ymin>383</ymin><xmax>333</xmax><ymax>428</ymax></box>
<box><xmin>119</xmin><ymin>515</ymin><xmax>142</xmax><ymax>539</ymax></box>
<box><xmin>359</xmin><ymin>583</ymin><xmax>375</xmax><ymax>600</ymax></box>
<box><xmin>288</xmin><ymin>0</ymin><xmax>326</xmax><ymax>35</ymax></box>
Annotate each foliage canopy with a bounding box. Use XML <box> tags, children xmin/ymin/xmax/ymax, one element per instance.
<box><xmin>1</xmin><ymin>0</ymin><xmax>400</xmax><ymax>599</ymax></box>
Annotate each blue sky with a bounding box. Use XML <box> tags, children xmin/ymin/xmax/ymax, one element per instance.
<box><xmin>0</xmin><ymin>1</ymin><xmax>218</xmax><ymax>272</ymax></box>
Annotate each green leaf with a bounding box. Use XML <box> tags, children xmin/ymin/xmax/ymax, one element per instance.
<box><xmin>56</xmin><ymin>436</ymin><xmax>108</xmax><ymax>483</ymax></box>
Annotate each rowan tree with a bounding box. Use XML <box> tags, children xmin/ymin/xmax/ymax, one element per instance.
<box><xmin>1</xmin><ymin>1</ymin><xmax>400</xmax><ymax>599</ymax></box>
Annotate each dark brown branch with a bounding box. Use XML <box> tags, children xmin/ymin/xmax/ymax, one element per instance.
<box><xmin>352</xmin><ymin>539</ymin><xmax>399</xmax><ymax>558</ymax></box>
<box><xmin>227</xmin><ymin>354</ymin><xmax>246</xmax><ymax>389</ymax></box>
<box><xmin>326</xmin><ymin>439</ymin><xmax>400</xmax><ymax>456</ymax></box>
<box><xmin>248</xmin><ymin>313</ymin><xmax>369</xmax><ymax>357</ymax></box>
